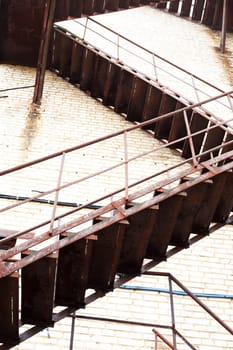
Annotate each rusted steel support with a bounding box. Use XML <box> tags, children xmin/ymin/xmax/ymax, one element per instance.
<box><xmin>220</xmin><ymin>0</ymin><xmax>228</xmax><ymax>53</ymax></box>
<box><xmin>32</xmin><ymin>0</ymin><xmax>57</xmax><ymax>106</ymax></box>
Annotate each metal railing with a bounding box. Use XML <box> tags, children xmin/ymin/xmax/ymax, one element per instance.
<box><xmin>65</xmin><ymin>271</ymin><xmax>233</xmax><ymax>350</ymax></box>
<box><xmin>54</xmin><ymin>15</ymin><xmax>233</xmax><ymax>123</ymax></box>
<box><xmin>1</xmin><ymin>90</ymin><xmax>233</xmax><ymax>278</ymax></box>
<box><xmin>148</xmin><ymin>271</ymin><xmax>233</xmax><ymax>349</ymax></box>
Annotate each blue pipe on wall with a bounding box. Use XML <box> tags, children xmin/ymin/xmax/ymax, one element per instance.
<box><xmin>120</xmin><ymin>285</ymin><xmax>233</xmax><ymax>299</ymax></box>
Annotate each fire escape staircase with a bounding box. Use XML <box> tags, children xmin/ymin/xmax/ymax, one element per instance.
<box><xmin>58</xmin><ymin>0</ymin><xmax>230</xmax><ymax>30</ymax></box>
<box><xmin>0</xmin><ymin>9</ymin><xmax>233</xmax><ymax>349</ymax></box>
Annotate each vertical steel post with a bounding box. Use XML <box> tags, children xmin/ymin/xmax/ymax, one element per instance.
<box><xmin>49</xmin><ymin>152</ymin><xmax>66</xmax><ymax>234</ymax></box>
<box><xmin>69</xmin><ymin>311</ymin><xmax>76</xmax><ymax>350</ymax></box>
<box><xmin>117</xmin><ymin>34</ymin><xmax>120</xmax><ymax>61</ymax></box>
<box><xmin>124</xmin><ymin>131</ymin><xmax>129</xmax><ymax>200</ymax></box>
<box><xmin>168</xmin><ymin>275</ymin><xmax>177</xmax><ymax>349</ymax></box>
<box><xmin>220</xmin><ymin>0</ymin><xmax>228</xmax><ymax>53</ymax></box>
<box><xmin>183</xmin><ymin>110</ymin><xmax>198</xmax><ymax>167</ymax></box>
<box><xmin>32</xmin><ymin>0</ymin><xmax>57</xmax><ymax>106</ymax></box>
<box><xmin>83</xmin><ymin>16</ymin><xmax>89</xmax><ymax>40</ymax></box>
<box><xmin>154</xmin><ymin>332</ymin><xmax>158</xmax><ymax>350</ymax></box>
<box><xmin>152</xmin><ymin>54</ymin><xmax>158</xmax><ymax>81</ymax></box>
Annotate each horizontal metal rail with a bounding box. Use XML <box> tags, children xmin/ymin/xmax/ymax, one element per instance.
<box><xmin>0</xmin><ymin>118</ymin><xmax>233</xmax><ymax>244</ymax></box>
<box><xmin>1</xmin><ymin>89</ymin><xmax>233</xmax><ymax>177</ymax></box>
<box><xmin>0</xmin><ymin>85</ymin><xmax>35</xmax><ymax>92</ymax></box>
<box><xmin>144</xmin><ymin>271</ymin><xmax>233</xmax><ymax>336</ymax></box>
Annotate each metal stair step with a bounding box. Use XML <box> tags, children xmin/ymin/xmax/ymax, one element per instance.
<box><xmin>94</xmin><ymin>0</ymin><xmax>106</xmax><ymax>13</ymax></box>
<box><xmin>70</xmin><ymin>0</ymin><xmax>83</xmax><ymax>18</ymax></box>
<box><xmin>192</xmin><ymin>0</ymin><xmax>205</xmax><ymax>21</ymax></box>
<box><xmin>202</xmin><ymin>0</ymin><xmax>216</xmax><ymax>26</ymax></box>
<box><xmin>70</xmin><ymin>41</ymin><xmax>85</xmax><ymax>84</ymax></box>
<box><xmin>119</xmin><ymin>0</ymin><xmax>130</xmax><ymax>8</ymax></box>
<box><xmin>213</xmin><ymin>171</ymin><xmax>233</xmax><ymax>222</ymax></box>
<box><xmin>180</xmin><ymin>0</ymin><xmax>192</xmax><ymax>17</ymax></box>
<box><xmin>0</xmin><ymin>273</ymin><xmax>19</xmax><ymax>342</ymax></box>
<box><xmin>55</xmin><ymin>236</ymin><xmax>92</xmax><ymax>308</ymax></box>
<box><xmin>91</xmin><ymin>55</ymin><xmax>111</xmax><ymax>100</ymax></box>
<box><xmin>146</xmin><ymin>190</ymin><xmax>185</xmax><ymax>260</ymax></box>
<box><xmin>102</xmin><ymin>62</ymin><xmax>121</xmax><ymax>106</ymax></box>
<box><xmin>51</xmin><ymin>30</ymin><xmax>64</xmax><ymax>73</ymax></box>
<box><xmin>117</xmin><ymin>203</ymin><xmax>158</xmax><ymax>275</ymax></box>
<box><xmin>114</xmin><ymin>68</ymin><xmax>135</xmax><ymax>114</ymax></box>
<box><xmin>168</xmin><ymin>101</ymin><xmax>192</xmax><ymax>151</ymax></box>
<box><xmin>154</xmin><ymin>93</ymin><xmax>179</xmax><ymax>140</ymax></box>
<box><xmin>21</xmin><ymin>252</ymin><xmax>57</xmax><ymax>327</ymax></box>
<box><xmin>106</xmin><ymin>0</ymin><xmax>120</xmax><ymax>11</ymax></box>
<box><xmin>141</xmin><ymin>84</ymin><xmax>163</xmax><ymax>131</ymax></box>
<box><xmin>168</xmin><ymin>0</ymin><xmax>180</xmax><ymax>13</ymax></box>
<box><xmin>130</xmin><ymin>0</ymin><xmax>140</xmax><ymax>6</ymax></box>
<box><xmin>170</xmin><ymin>179</ymin><xmax>211</xmax><ymax>247</ymax></box>
<box><xmin>58</xmin><ymin>34</ymin><xmax>73</xmax><ymax>79</ymax></box>
<box><xmin>192</xmin><ymin>172</ymin><xmax>229</xmax><ymax>233</ymax></box>
<box><xmin>88</xmin><ymin>218</ymin><xmax>128</xmax><ymax>291</ymax></box>
<box><xmin>83</xmin><ymin>0</ymin><xmax>95</xmax><ymax>15</ymax></box>
<box><xmin>156</xmin><ymin>1</ymin><xmax>167</xmax><ymax>9</ymax></box>
<box><xmin>127</xmin><ymin>76</ymin><xmax>149</xmax><ymax>122</ymax></box>
<box><xmin>80</xmin><ymin>48</ymin><xmax>98</xmax><ymax>92</ymax></box>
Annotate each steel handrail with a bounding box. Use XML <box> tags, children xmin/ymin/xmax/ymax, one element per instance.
<box><xmin>1</xmin><ymin>92</ymin><xmax>233</xmax><ymax>246</ymax></box>
<box><xmin>0</xmin><ymin>98</ymin><xmax>233</xmax><ymax>243</ymax></box>
<box><xmin>145</xmin><ymin>271</ymin><xmax>233</xmax><ymax>336</ymax></box>
<box><xmin>58</xmin><ymin>22</ymin><xmax>233</xmax><ymax>124</ymax></box>
<box><xmin>153</xmin><ymin>328</ymin><xmax>174</xmax><ymax>349</ymax></box>
<box><xmin>1</xmin><ymin>153</ymin><xmax>233</xmax><ymax>278</ymax></box>
<box><xmin>65</xmin><ymin>16</ymin><xmax>233</xmax><ymax>112</ymax></box>
<box><xmin>0</xmin><ymin>93</ymin><xmax>233</xmax><ymax>276</ymax></box>
<box><xmin>2</xmin><ymin>112</ymin><xmax>233</xmax><ymax>216</ymax></box>
<box><xmin>83</xmin><ymin>16</ymin><xmax>226</xmax><ymax>95</ymax></box>
<box><xmin>1</xmin><ymin>89</ymin><xmax>233</xmax><ymax>177</ymax></box>
<box><xmin>153</xmin><ymin>326</ymin><xmax>198</xmax><ymax>350</ymax></box>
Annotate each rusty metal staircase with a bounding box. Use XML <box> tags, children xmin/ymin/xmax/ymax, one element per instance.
<box><xmin>57</xmin><ymin>0</ymin><xmax>233</xmax><ymax>30</ymax></box>
<box><xmin>1</xmin><ymin>10</ymin><xmax>233</xmax><ymax>350</ymax></box>
<box><xmin>155</xmin><ymin>0</ymin><xmax>233</xmax><ymax>30</ymax></box>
